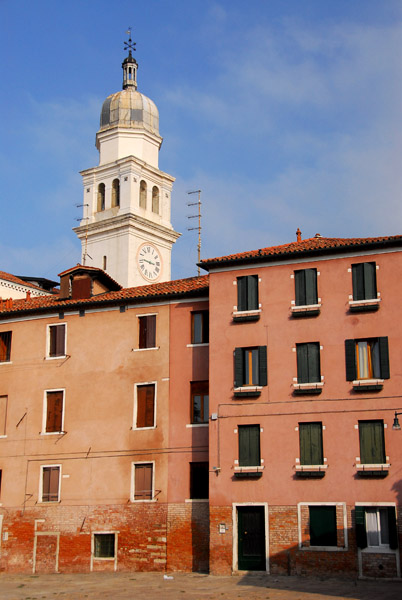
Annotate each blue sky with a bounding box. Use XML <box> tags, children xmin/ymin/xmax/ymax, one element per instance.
<box><xmin>1</xmin><ymin>0</ymin><xmax>401</xmax><ymax>282</ymax></box>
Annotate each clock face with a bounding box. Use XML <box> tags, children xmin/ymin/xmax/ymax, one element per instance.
<box><xmin>137</xmin><ymin>244</ymin><xmax>162</xmax><ymax>281</ymax></box>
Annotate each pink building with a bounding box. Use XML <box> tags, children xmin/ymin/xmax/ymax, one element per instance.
<box><xmin>202</xmin><ymin>233</ymin><xmax>402</xmax><ymax>579</ymax></box>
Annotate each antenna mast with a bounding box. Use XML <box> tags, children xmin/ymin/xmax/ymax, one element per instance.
<box><xmin>75</xmin><ymin>204</ymin><xmax>91</xmax><ymax>265</ymax></box>
<box><xmin>187</xmin><ymin>190</ymin><xmax>202</xmax><ymax>276</ymax></box>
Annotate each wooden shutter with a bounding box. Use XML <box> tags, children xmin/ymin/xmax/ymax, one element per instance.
<box><xmin>248</xmin><ymin>276</ymin><xmax>259</xmax><ymax>310</ymax></box>
<box><xmin>378</xmin><ymin>337</ymin><xmax>390</xmax><ymax>379</ymax></box>
<box><xmin>146</xmin><ymin>315</ymin><xmax>156</xmax><ymax>348</ymax></box>
<box><xmin>0</xmin><ymin>396</ymin><xmax>7</xmax><ymax>436</ymax></box>
<box><xmin>136</xmin><ymin>385</ymin><xmax>155</xmax><ymax>428</ymax></box>
<box><xmin>42</xmin><ymin>466</ymin><xmax>59</xmax><ymax>502</ymax></box>
<box><xmin>305</xmin><ymin>269</ymin><xmax>318</xmax><ymax>305</ymax></box>
<box><xmin>294</xmin><ymin>270</ymin><xmax>305</xmax><ymax>305</ymax></box>
<box><xmin>345</xmin><ymin>339</ymin><xmax>357</xmax><ymax>381</ymax></box>
<box><xmin>55</xmin><ymin>325</ymin><xmax>66</xmax><ymax>356</ymax></box>
<box><xmin>46</xmin><ymin>391</ymin><xmax>63</xmax><ymax>433</ymax></box>
<box><xmin>237</xmin><ymin>277</ymin><xmax>247</xmax><ymax>311</ymax></box>
<box><xmin>308</xmin><ymin>342</ymin><xmax>320</xmax><ymax>382</ymax></box>
<box><xmin>309</xmin><ymin>506</ymin><xmax>337</xmax><ymax>546</ymax></box>
<box><xmin>239</xmin><ymin>425</ymin><xmax>260</xmax><ymax>467</ymax></box>
<box><xmin>359</xmin><ymin>421</ymin><xmax>385</xmax><ymax>464</ymax></box>
<box><xmin>135</xmin><ymin>464</ymin><xmax>152</xmax><ymax>500</ymax></box>
<box><xmin>300</xmin><ymin>423</ymin><xmax>323</xmax><ymax>465</ymax></box>
<box><xmin>352</xmin><ymin>263</ymin><xmax>365</xmax><ymax>300</ymax></box>
<box><xmin>0</xmin><ymin>332</ymin><xmax>11</xmax><ymax>362</ymax></box>
<box><xmin>258</xmin><ymin>346</ymin><xmax>267</xmax><ymax>386</ymax></box>
<box><xmin>363</xmin><ymin>262</ymin><xmax>377</xmax><ymax>299</ymax></box>
<box><xmin>139</xmin><ymin>317</ymin><xmax>147</xmax><ymax>348</ymax></box>
<box><xmin>234</xmin><ymin>348</ymin><xmax>244</xmax><ymax>387</ymax></box>
<box><xmin>297</xmin><ymin>344</ymin><xmax>308</xmax><ymax>383</ymax></box>
<box><xmin>387</xmin><ymin>507</ymin><xmax>398</xmax><ymax>550</ymax></box>
<box><xmin>355</xmin><ymin>506</ymin><xmax>367</xmax><ymax>549</ymax></box>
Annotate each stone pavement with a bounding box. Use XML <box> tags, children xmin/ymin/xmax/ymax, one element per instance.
<box><xmin>0</xmin><ymin>572</ymin><xmax>401</xmax><ymax>600</ymax></box>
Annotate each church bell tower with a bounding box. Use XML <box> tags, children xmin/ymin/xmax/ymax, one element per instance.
<box><xmin>74</xmin><ymin>32</ymin><xmax>180</xmax><ymax>287</ymax></box>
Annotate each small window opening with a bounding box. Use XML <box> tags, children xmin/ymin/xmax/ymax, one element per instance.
<box><xmin>112</xmin><ymin>179</ymin><xmax>120</xmax><ymax>208</ymax></box>
<box><xmin>94</xmin><ymin>533</ymin><xmax>115</xmax><ymax>558</ymax></box>
<box><xmin>140</xmin><ymin>180</ymin><xmax>147</xmax><ymax>209</ymax></box>
<box><xmin>97</xmin><ymin>183</ymin><xmax>105</xmax><ymax>212</ymax></box>
<box><xmin>152</xmin><ymin>186</ymin><xmax>160</xmax><ymax>214</ymax></box>
<box><xmin>103</xmin><ymin>256</ymin><xmax>107</xmax><ymax>270</ymax></box>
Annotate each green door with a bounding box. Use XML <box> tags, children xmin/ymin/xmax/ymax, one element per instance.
<box><xmin>237</xmin><ymin>506</ymin><xmax>266</xmax><ymax>571</ymax></box>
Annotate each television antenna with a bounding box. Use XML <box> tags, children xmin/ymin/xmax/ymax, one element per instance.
<box><xmin>187</xmin><ymin>190</ymin><xmax>202</xmax><ymax>276</ymax></box>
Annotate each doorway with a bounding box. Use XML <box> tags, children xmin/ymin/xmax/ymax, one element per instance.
<box><xmin>237</xmin><ymin>505</ymin><xmax>266</xmax><ymax>571</ymax></box>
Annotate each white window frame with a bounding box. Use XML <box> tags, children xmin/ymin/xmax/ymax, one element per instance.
<box><xmin>39</xmin><ymin>464</ymin><xmax>61</xmax><ymax>503</ymax></box>
<box><xmin>130</xmin><ymin>461</ymin><xmax>155</xmax><ymax>503</ymax></box>
<box><xmin>0</xmin><ymin>395</ymin><xmax>7</xmax><ymax>438</ymax></box>
<box><xmin>297</xmin><ymin>502</ymin><xmax>348</xmax><ymax>552</ymax></box>
<box><xmin>46</xmin><ymin>323</ymin><xmax>67</xmax><ymax>359</ymax></box>
<box><xmin>134</xmin><ymin>313</ymin><xmax>158</xmax><ymax>351</ymax></box>
<box><xmin>133</xmin><ymin>382</ymin><xmax>157</xmax><ymax>430</ymax></box>
<box><xmin>91</xmin><ymin>531</ymin><xmax>118</xmax><ymax>572</ymax></box>
<box><xmin>41</xmin><ymin>389</ymin><xmax>65</xmax><ymax>435</ymax></box>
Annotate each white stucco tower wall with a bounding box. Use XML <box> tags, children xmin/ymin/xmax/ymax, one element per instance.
<box><xmin>74</xmin><ymin>41</ymin><xmax>180</xmax><ymax>288</ymax></box>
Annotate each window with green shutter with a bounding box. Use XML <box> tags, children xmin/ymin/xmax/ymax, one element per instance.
<box><xmin>359</xmin><ymin>420</ymin><xmax>386</xmax><ymax>464</ymax></box>
<box><xmin>299</xmin><ymin>422</ymin><xmax>323</xmax><ymax>465</ymax></box>
<box><xmin>345</xmin><ymin>337</ymin><xmax>389</xmax><ymax>382</ymax></box>
<box><xmin>234</xmin><ymin>346</ymin><xmax>267</xmax><ymax>390</ymax></box>
<box><xmin>296</xmin><ymin>343</ymin><xmax>321</xmax><ymax>383</ymax></box>
<box><xmin>352</xmin><ymin>262</ymin><xmax>377</xmax><ymax>300</ymax></box>
<box><xmin>309</xmin><ymin>506</ymin><xmax>337</xmax><ymax>547</ymax></box>
<box><xmin>237</xmin><ymin>275</ymin><xmax>259</xmax><ymax>311</ymax></box>
<box><xmin>355</xmin><ymin>506</ymin><xmax>398</xmax><ymax>550</ymax></box>
<box><xmin>238</xmin><ymin>425</ymin><xmax>260</xmax><ymax>467</ymax></box>
<box><xmin>295</xmin><ymin>269</ymin><xmax>318</xmax><ymax>306</ymax></box>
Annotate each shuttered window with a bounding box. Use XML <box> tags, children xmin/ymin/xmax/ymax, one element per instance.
<box><xmin>48</xmin><ymin>324</ymin><xmax>66</xmax><ymax>357</ymax></box>
<box><xmin>345</xmin><ymin>337</ymin><xmax>389</xmax><ymax>381</ymax></box>
<box><xmin>237</xmin><ymin>275</ymin><xmax>259</xmax><ymax>311</ymax></box>
<box><xmin>94</xmin><ymin>533</ymin><xmax>115</xmax><ymax>558</ymax></box>
<box><xmin>295</xmin><ymin>269</ymin><xmax>318</xmax><ymax>306</ymax></box>
<box><xmin>191</xmin><ymin>311</ymin><xmax>209</xmax><ymax>344</ymax></box>
<box><xmin>234</xmin><ymin>346</ymin><xmax>267</xmax><ymax>387</ymax></box>
<box><xmin>190</xmin><ymin>462</ymin><xmax>209</xmax><ymax>499</ymax></box>
<box><xmin>355</xmin><ymin>506</ymin><xmax>398</xmax><ymax>550</ymax></box>
<box><xmin>133</xmin><ymin>463</ymin><xmax>153</xmax><ymax>500</ymax></box>
<box><xmin>138</xmin><ymin>315</ymin><xmax>156</xmax><ymax>349</ymax></box>
<box><xmin>352</xmin><ymin>262</ymin><xmax>377</xmax><ymax>300</ymax></box>
<box><xmin>41</xmin><ymin>466</ymin><xmax>60</xmax><ymax>502</ymax></box>
<box><xmin>309</xmin><ymin>506</ymin><xmax>337</xmax><ymax>547</ymax></box>
<box><xmin>136</xmin><ymin>384</ymin><xmax>155</xmax><ymax>428</ymax></box>
<box><xmin>0</xmin><ymin>331</ymin><xmax>12</xmax><ymax>362</ymax></box>
<box><xmin>238</xmin><ymin>425</ymin><xmax>260</xmax><ymax>467</ymax></box>
<box><xmin>299</xmin><ymin>422</ymin><xmax>323</xmax><ymax>465</ymax></box>
<box><xmin>191</xmin><ymin>381</ymin><xmax>209</xmax><ymax>424</ymax></box>
<box><xmin>0</xmin><ymin>396</ymin><xmax>7</xmax><ymax>436</ymax></box>
<box><xmin>359</xmin><ymin>420</ymin><xmax>386</xmax><ymax>464</ymax></box>
<box><xmin>45</xmin><ymin>391</ymin><xmax>64</xmax><ymax>433</ymax></box>
<box><xmin>296</xmin><ymin>343</ymin><xmax>321</xmax><ymax>383</ymax></box>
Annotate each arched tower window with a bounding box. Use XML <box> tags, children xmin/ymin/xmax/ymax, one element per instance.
<box><xmin>97</xmin><ymin>183</ymin><xmax>105</xmax><ymax>212</ymax></box>
<box><xmin>152</xmin><ymin>186</ymin><xmax>160</xmax><ymax>214</ymax></box>
<box><xmin>112</xmin><ymin>179</ymin><xmax>120</xmax><ymax>208</ymax></box>
<box><xmin>140</xmin><ymin>180</ymin><xmax>147</xmax><ymax>209</ymax></box>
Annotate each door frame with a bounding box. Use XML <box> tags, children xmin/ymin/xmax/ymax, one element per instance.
<box><xmin>232</xmin><ymin>502</ymin><xmax>269</xmax><ymax>573</ymax></box>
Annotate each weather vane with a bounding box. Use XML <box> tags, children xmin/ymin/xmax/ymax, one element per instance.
<box><xmin>124</xmin><ymin>27</ymin><xmax>136</xmax><ymax>55</ymax></box>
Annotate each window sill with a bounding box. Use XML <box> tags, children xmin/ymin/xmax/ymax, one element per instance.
<box><xmin>45</xmin><ymin>355</ymin><xmax>67</xmax><ymax>361</ymax></box>
<box><xmin>234</xmin><ymin>466</ymin><xmax>264</xmax><ymax>478</ymax></box>
<box><xmin>232</xmin><ymin>309</ymin><xmax>261</xmax><ymax>322</ymax></box>
<box><xmin>361</xmin><ymin>546</ymin><xmax>396</xmax><ymax>554</ymax></box>
<box><xmin>186</xmin><ymin>423</ymin><xmax>209</xmax><ymax>428</ymax></box>
<box><xmin>349</xmin><ymin>299</ymin><xmax>380</xmax><ymax>312</ymax></box>
<box><xmin>186</xmin><ymin>343</ymin><xmax>209</xmax><ymax>348</ymax></box>
<box><xmin>185</xmin><ymin>498</ymin><xmax>209</xmax><ymax>503</ymax></box>
<box><xmin>0</xmin><ymin>361</ymin><xmax>12</xmax><ymax>366</ymax></box>
<box><xmin>352</xmin><ymin>379</ymin><xmax>384</xmax><ymax>392</ymax></box>
<box><xmin>38</xmin><ymin>500</ymin><xmax>61</xmax><ymax>504</ymax></box>
<box><xmin>293</xmin><ymin>382</ymin><xmax>323</xmax><ymax>395</ymax></box>
<box><xmin>291</xmin><ymin>304</ymin><xmax>321</xmax><ymax>318</ymax></box>
<box><xmin>133</xmin><ymin>347</ymin><xmax>159</xmax><ymax>352</ymax></box>
<box><xmin>295</xmin><ymin>465</ymin><xmax>327</xmax><ymax>478</ymax></box>
<box><xmin>300</xmin><ymin>545</ymin><xmax>346</xmax><ymax>552</ymax></box>
<box><xmin>130</xmin><ymin>499</ymin><xmax>156</xmax><ymax>503</ymax></box>
<box><xmin>356</xmin><ymin>464</ymin><xmax>390</xmax><ymax>478</ymax></box>
<box><xmin>93</xmin><ymin>556</ymin><xmax>115</xmax><ymax>561</ymax></box>
<box><xmin>131</xmin><ymin>426</ymin><xmax>156</xmax><ymax>431</ymax></box>
<box><xmin>0</xmin><ymin>435</ymin><xmax>7</xmax><ymax>439</ymax></box>
<box><xmin>40</xmin><ymin>431</ymin><xmax>66</xmax><ymax>436</ymax></box>
<box><xmin>234</xmin><ymin>386</ymin><xmax>262</xmax><ymax>398</ymax></box>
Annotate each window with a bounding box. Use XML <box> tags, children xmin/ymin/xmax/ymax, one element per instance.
<box><xmin>355</xmin><ymin>506</ymin><xmax>398</xmax><ymax>550</ymax></box>
<box><xmin>296</xmin><ymin>343</ymin><xmax>321</xmax><ymax>383</ymax></box>
<box><xmin>97</xmin><ymin>183</ymin><xmax>105</xmax><ymax>212</ymax></box>
<box><xmin>0</xmin><ymin>396</ymin><xmax>7</xmax><ymax>436</ymax></box>
<box><xmin>135</xmin><ymin>384</ymin><xmax>155</xmax><ymax>428</ymax></box>
<box><xmin>132</xmin><ymin>463</ymin><xmax>153</xmax><ymax>501</ymax></box>
<box><xmin>359</xmin><ymin>420</ymin><xmax>385</xmax><ymax>465</ymax></box>
<box><xmin>190</xmin><ymin>462</ymin><xmax>209</xmax><ymax>499</ymax></box>
<box><xmin>0</xmin><ymin>331</ymin><xmax>12</xmax><ymax>362</ymax></box>
<box><xmin>295</xmin><ymin>269</ymin><xmax>318</xmax><ymax>306</ymax></box>
<box><xmin>237</xmin><ymin>275</ymin><xmax>259</xmax><ymax>312</ymax></box>
<box><xmin>111</xmin><ymin>178</ymin><xmax>120</xmax><ymax>208</ymax></box>
<box><xmin>309</xmin><ymin>506</ymin><xmax>337</xmax><ymax>547</ymax></box>
<box><xmin>44</xmin><ymin>391</ymin><xmax>64</xmax><ymax>434</ymax></box>
<box><xmin>94</xmin><ymin>533</ymin><xmax>116</xmax><ymax>558</ymax></box>
<box><xmin>352</xmin><ymin>262</ymin><xmax>377</xmax><ymax>300</ymax></box>
<box><xmin>299</xmin><ymin>422</ymin><xmax>323</xmax><ymax>465</ymax></box>
<box><xmin>238</xmin><ymin>425</ymin><xmax>260</xmax><ymax>467</ymax></box>
<box><xmin>41</xmin><ymin>466</ymin><xmax>60</xmax><ymax>502</ymax></box>
<box><xmin>138</xmin><ymin>315</ymin><xmax>156</xmax><ymax>349</ymax></box>
<box><xmin>191</xmin><ymin>311</ymin><xmax>209</xmax><ymax>344</ymax></box>
<box><xmin>0</xmin><ymin>469</ymin><xmax>2</xmax><ymax>499</ymax></box>
<box><xmin>152</xmin><ymin>186</ymin><xmax>159</xmax><ymax>213</ymax></box>
<box><xmin>234</xmin><ymin>347</ymin><xmax>267</xmax><ymax>388</ymax></box>
<box><xmin>345</xmin><ymin>337</ymin><xmax>389</xmax><ymax>381</ymax></box>
<box><xmin>139</xmin><ymin>180</ymin><xmax>147</xmax><ymax>209</ymax></box>
<box><xmin>191</xmin><ymin>381</ymin><xmax>209</xmax><ymax>424</ymax></box>
<box><xmin>48</xmin><ymin>324</ymin><xmax>66</xmax><ymax>358</ymax></box>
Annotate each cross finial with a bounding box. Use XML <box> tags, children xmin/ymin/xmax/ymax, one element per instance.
<box><xmin>124</xmin><ymin>27</ymin><xmax>136</xmax><ymax>56</ymax></box>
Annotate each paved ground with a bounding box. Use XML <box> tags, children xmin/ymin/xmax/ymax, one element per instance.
<box><xmin>0</xmin><ymin>572</ymin><xmax>401</xmax><ymax>600</ymax></box>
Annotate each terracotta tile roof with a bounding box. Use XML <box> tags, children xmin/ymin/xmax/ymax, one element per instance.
<box><xmin>200</xmin><ymin>234</ymin><xmax>402</xmax><ymax>269</ymax></box>
<box><xmin>0</xmin><ymin>270</ymin><xmax>51</xmax><ymax>294</ymax></box>
<box><xmin>0</xmin><ymin>274</ymin><xmax>209</xmax><ymax>316</ymax></box>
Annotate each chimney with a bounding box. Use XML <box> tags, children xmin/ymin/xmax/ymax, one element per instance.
<box><xmin>26</xmin><ymin>291</ymin><xmax>31</xmax><ymax>301</ymax></box>
<box><xmin>296</xmin><ymin>228</ymin><xmax>302</xmax><ymax>243</ymax></box>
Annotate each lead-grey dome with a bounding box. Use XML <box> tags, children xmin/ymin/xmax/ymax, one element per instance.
<box><xmin>100</xmin><ymin>88</ymin><xmax>159</xmax><ymax>136</ymax></box>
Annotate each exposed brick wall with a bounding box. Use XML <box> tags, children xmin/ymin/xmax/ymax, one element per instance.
<box><xmin>209</xmin><ymin>506</ymin><xmax>232</xmax><ymax>575</ymax></box>
<box><xmin>167</xmin><ymin>503</ymin><xmax>209</xmax><ymax>572</ymax></box>
<box><xmin>361</xmin><ymin>552</ymin><xmax>399</xmax><ymax>578</ymax></box>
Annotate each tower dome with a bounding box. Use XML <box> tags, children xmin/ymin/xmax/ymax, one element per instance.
<box><xmin>99</xmin><ymin>89</ymin><xmax>159</xmax><ymax>136</ymax></box>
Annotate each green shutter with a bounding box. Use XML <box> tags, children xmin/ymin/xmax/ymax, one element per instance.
<box><xmin>237</xmin><ymin>277</ymin><xmax>247</xmax><ymax>311</ymax></box>
<box><xmin>234</xmin><ymin>348</ymin><xmax>244</xmax><ymax>387</ymax></box>
<box><xmin>258</xmin><ymin>346</ymin><xmax>267</xmax><ymax>386</ymax></box>
<box><xmin>239</xmin><ymin>425</ymin><xmax>260</xmax><ymax>466</ymax></box>
<box><xmin>387</xmin><ymin>507</ymin><xmax>398</xmax><ymax>550</ymax></box>
<box><xmin>345</xmin><ymin>339</ymin><xmax>357</xmax><ymax>381</ymax></box>
<box><xmin>295</xmin><ymin>270</ymin><xmax>305</xmax><ymax>306</ymax></box>
<box><xmin>352</xmin><ymin>263</ymin><xmax>365</xmax><ymax>300</ymax></box>
<box><xmin>363</xmin><ymin>262</ymin><xmax>377</xmax><ymax>299</ymax></box>
<box><xmin>300</xmin><ymin>423</ymin><xmax>323</xmax><ymax>465</ymax></box>
<box><xmin>378</xmin><ymin>337</ymin><xmax>390</xmax><ymax>379</ymax></box>
<box><xmin>305</xmin><ymin>269</ymin><xmax>318</xmax><ymax>305</ymax></box>
<box><xmin>248</xmin><ymin>276</ymin><xmax>259</xmax><ymax>310</ymax></box>
<box><xmin>355</xmin><ymin>506</ymin><xmax>367</xmax><ymax>549</ymax></box>
<box><xmin>308</xmin><ymin>342</ymin><xmax>320</xmax><ymax>382</ymax></box>
<box><xmin>297</xmin><ymin>344</ymin><xmax>309</xmax><ymax>383</ymax></box>
<box><xmin>359</xmin><ymin>421</ymin><xmax>385</xmax><ymax>464</ymax></box>
<box><xmin>309</xmin><ymin>506</ymin><xmax>337</xmax><ymax>546</ymax></box>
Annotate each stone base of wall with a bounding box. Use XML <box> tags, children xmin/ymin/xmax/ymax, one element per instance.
<box><xmin>167</xmin><ymin>502</ymin><xmax>209</xmax><ymax>572</ymax></box>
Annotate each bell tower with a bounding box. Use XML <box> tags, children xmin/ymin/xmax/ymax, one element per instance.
<box><xmin>74</xmin><ymin>31</ymin><xmax>180</xmax><ymax>288</ymax></box>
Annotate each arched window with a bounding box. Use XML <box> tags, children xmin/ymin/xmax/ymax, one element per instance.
<box><xmin>112</xmin><ymin>179</ymin><xmax>120</xmax><ymax>208</ymax></box>
<box><xmin>97</xmin><ymin>183</ymin><xmax>105</xmax><ymax>212</ymax></box>
<box><xmin>152</xmin><ymin>186</ymin><xmax>160</xmax><ymax>214</ymax></box>
<box><xmin>140</xmin><ymin>180</ymin><xmax>147</xmax><ymax>209</ymax></box>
